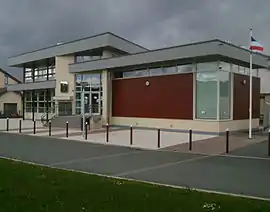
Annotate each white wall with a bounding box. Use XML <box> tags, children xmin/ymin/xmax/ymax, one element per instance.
<box><xmin>258</xmin><ymin>69</ymin><xmax>270</xmax><ymax>94</ymax></box>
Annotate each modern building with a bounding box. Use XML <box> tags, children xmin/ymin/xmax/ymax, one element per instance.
<box><xmin>0</xmin><ymin>69</ymin><xmax>22</xmax><ymax>117</ymax></box>
<box><xmin>7</xmin><ymin>32</ymin><xmax>270</xmax><ymax>133</ymax></box>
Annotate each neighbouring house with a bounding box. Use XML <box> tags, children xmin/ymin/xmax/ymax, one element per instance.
<box><xmin>6</xmin><ymin>32</ymin><xmax>270</xmax><ymax>133</ymax></box>
<box><xmin>0</xmin><ymin>68</ymin><xmax>22</xmax><ymax>118</ymax></box>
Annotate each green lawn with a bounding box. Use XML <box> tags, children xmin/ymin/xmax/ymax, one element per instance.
<box><xmin>0</xmin><ymin>158</ymin><xmax>270</xmax><ymax>212</ymax></box>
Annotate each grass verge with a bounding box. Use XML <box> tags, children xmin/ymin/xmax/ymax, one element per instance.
<box><xmin>0</xmin><ymin>158</ymin><xmax>269</xmax><ymax>212</ymax></box>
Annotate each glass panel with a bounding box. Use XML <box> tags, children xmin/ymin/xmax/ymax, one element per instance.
<box><xmin>239</xmin><ymin>66</ymin><xmax>246</xmax><ymax>74</ymax></box>
<box><xmin>76</xmin><ymin>101</ymin><xmax>81</xmax><ymax>108</ymax></box>
<box><xmin>149</xmin><ymin>68</ymin><xmax>163</xmax><ymax>76</ymax></box>
<box><xmin>219</xmin><ymin>62</ymin><xmax>231</xmax><ymax>72</ymax></box>
<box><xmin>197</xmin><ymin>62</ymin><xmax>218</xmax><ymax>72</ymax></box>
<box><xmin>39</xmin><ymin>102</ymin><xmax>45</xmax><ymax>108</ymax></box>
<box><xmin>39</xmin><ymin>91</ymin><xmax>45</xmax><ymax>101</ymax></box>
<box><xmin>91</xmin><ymin>93</ymin><xmax>100</xmax><ymax>114</ymax></box>
<box><xmin>196</xmin><ymin>71</ymin><xmax>218</xmax><ymax>119</ymax></box>
<box><xmin>76</xmin><ymin>108</ymin><xmax>81</xmax><ymax>115</ymax></box>
<box><xmin>76</xmin><ymin>74</ymin><xmax>82</xmax><ymax>83</ymax></box>
<box><xmin>39</xmin><ymin>107</ymin><xmax>45</xmax><ymax>113</ymax></box>
<box><xmin>219</xmin><ymin>71</ymin><xmax>231</xmax><ymax>119</ymax></box>
<box><xmin>231</xmin><ymin>64</ymin><xmax>239</xmax><ymax>73</ymax></box>
<box><xmin>163</xmin><ymin>66</ymin><xmax>177</xmax><ymax>74</ymax></box>
<box><xmin>25</xmin><ymin>92</ymin><xmax>32</xmax><ymax>101</ymax></box>
<box><xmin>32</xmin><ymin>93</ymin><xmax>38</xmax><ymax>101</ymax></box>
<box><xmin>123</xmin><ymin>70</ymin><xmax>147</xmax><ymax>78</ymax></box>
<box><xmin>76</xmin><ymin>93</ymin><xmax>81</xmax><ymax>100</ymax></box>
<box><xmin>177</xmin><ymin>64</ymin><xmax>195</xmax><ymax>73</ymax></box>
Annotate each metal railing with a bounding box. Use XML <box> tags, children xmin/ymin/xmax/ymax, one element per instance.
<box><xmin>40</xmin><ymin>105</ymin><xmax>58</xmax><ymax>126</ymax></box>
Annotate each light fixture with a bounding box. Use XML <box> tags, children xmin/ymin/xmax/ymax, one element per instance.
<box><xmin>145</xmin><ymin>80</ymin><xmax>150</xmax><ymax>86</ymax></box>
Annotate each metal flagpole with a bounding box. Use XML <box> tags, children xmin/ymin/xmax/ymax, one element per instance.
<box><xmin>249</xmin><ymin>28</ymin><xmax>253</xmax><ymax>139</ymax></box>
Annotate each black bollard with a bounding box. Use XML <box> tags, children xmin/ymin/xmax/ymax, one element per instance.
<box><xmin>85</xmin><ymin>122</ymin><xmax>88</xmax><ymax>140</ymax></box>
<box><xmin>106</xmin><ymin>123</ymin><xmax>109</xmax><ymax>143</ymax></box>
<box><xmin>49</xmin><ymin>121</ymin><xmax>51</xmax><ymax>136</ymax></box>
<box><xmin>189</xmin><ymin>129</ymin><xmax>192</xmax><ymax>151</ymax></box>
<box><xmin>19</xmin><ymin>119</ymin><xmax>22</xmax><ymax>133</ymax></box>
<box><xmin>33</xmin><ymin>120</ymin><xmax>36</xmax><ymax>134</ymax></box>
<box><xmin>6</xmin><ymin>118</ymin><xmax>9</xmax><ymax>132</ymax></box>
<box><xmin>66</xmin><ymin>121</ymin><xmax>69</xmax><ymax>138</ymax></box>
<box><xmin>130</xmin><ymin>125</ymin><xmax>133</xmax><ymax>145</ymax></box>
<box><xmin>226</xmin><ymin>128</ymin><xmax>229</xmax><ymax>153</ymax></box>
<box><xmin>157</xmin><ymin>128</ymin><xmax>161</xmax><ymax>148</ymax></box>
<box><xmin>268</xmin><ymin>129</ymin><xmax>270</xmax><ymax>157</ymax></box>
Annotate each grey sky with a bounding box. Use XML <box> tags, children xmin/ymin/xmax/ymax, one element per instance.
<box><xmin>1</xmin><ymin>0</ymin><xmax>269</xmax><ymax>79</ymax></box>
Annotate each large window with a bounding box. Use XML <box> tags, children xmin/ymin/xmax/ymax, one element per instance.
<box><xmin>24</xmin><ymin>61</ymin><xmax>55</xmax><ymax>83</ymax></box>
<box><xmin>75</xmin><ymin>73</ymin><xmax>102</xmax><ymax>115</ymax></box>
<box><xmin>114</xmin><ymin>63</ymin><xmax>195</xmax><ymax>79</ymax></box>
<box><xmin>196</xmin><ymin>61</ymin><xmax>233</xmax><ymax>120</ymax></box>
<box><xmin>24</xmin><ymin>90</ymin><xmax>54</xmax><ymax>114</ymax></box>
<box><xmin>219</xmin><ymin>62</ymin><xmax>231</xmax><ymax>119</ymax></box>
<box><xmin>25</xmin><ymin>68</ymin><xmax>33</xmax><ymax>82</ymax></box>
<box><xmin>196</xmin><ymin>71</ymin><xmax>218</xmax><ymax>119</ymax></box>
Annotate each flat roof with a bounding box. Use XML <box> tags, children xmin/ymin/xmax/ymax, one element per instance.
<box><xmin>8</xmin><ymin>32</ymin><xmax>148</xmax><ymax>67</ymax></box>
<box><xmin>69</xmin><ymin>39</ymin><xmax>270</xmax><ymax>73</ymax></box>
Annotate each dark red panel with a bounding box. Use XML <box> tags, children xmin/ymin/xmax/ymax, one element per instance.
<box><xmin>112</xmin><ymin>73</ymin><xmax>193</xmax><ymax>119</ymax></box>
<box><xmin>233</xmin><ymin>73</ymin><xmax>260</xmax><ymax>120</ymax></box>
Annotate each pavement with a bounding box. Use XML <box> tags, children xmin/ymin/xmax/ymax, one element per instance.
<box><xmin>0</xmin><ymin>132</ymin><xmax>270</xmax><ymax>200</ymax></box>
<box><xmin>0</xmin><ymin>119</ymin><xmax>218</xmax><ymax>150</ymax></box>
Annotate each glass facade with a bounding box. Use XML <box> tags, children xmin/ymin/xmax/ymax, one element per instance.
<box><xmin>115</xmin><ymin>63</ymin><xmax>196</xmax><ymax>79</ymax></box>
<box><xmin>219</xmin><ymin>62</ymin><xmax>231</xmax><ymax>120</ymax></box>
<box><xmin>196</xmin><ymin>62</ymin><xmax>219</xmax><ymax>119</ymax></box>
<box><xmin>24</xmin><ymin>89</ymin><xmax>55</xmax><ymax>113</ymax></box>
<box><xmin>75</xmin><ymin>73</ymin><xmax>102</xmax><ymax>115</ymax></box>
<box><xmin>24</xmin><ymin>61</ymin><xmax>55</xmax><ymax>83</ymax></box>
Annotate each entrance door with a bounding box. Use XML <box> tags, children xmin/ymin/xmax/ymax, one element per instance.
<box><xmin>84</xmin><ymin>93</ymin><xmax>90</xmax><ymax>114</ymax></box>
<box><xmin>91</xmin><ymin>92</ymin><xmax>100</xmax><ymax>114</ymax></box>
<box><xmin>4</xmin><ymin>103</ymin><xmax>17</xmax><ymax>117</ymax></box>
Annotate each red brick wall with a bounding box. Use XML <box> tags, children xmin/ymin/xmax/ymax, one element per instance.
<box><xmin>233</xmin><ymin>73</ymin><xmax>260</xmax><ymax>120</ymax></box>
<box><xmin>112</xmin><ymin>73</ymin><xmax>193</xmax><ymax>119</ymax></box>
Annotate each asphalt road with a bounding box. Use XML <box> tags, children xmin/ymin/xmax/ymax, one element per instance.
<box><xmin>0</xmin><ymin>132</ymin><xmax>270</xmax><ymax>199</ymax></box>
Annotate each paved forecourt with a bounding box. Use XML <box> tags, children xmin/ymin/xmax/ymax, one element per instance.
<box><xmin>0</xmin><ymin>132</ymin><xmax>270</xmax><ymax>200</ymax></box>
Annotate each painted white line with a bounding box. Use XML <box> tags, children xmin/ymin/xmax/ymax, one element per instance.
<box><xmin>115</xmin><ymin>155</ymin><xmax>213</xmax><ymax>177</ymax></box>
<box><xmin>0</xmin><ymin>156</ymin><xmax>269</xmax><ymax>202</ymax></box>
<box><xmin>219</xmin><ymin>154</ymin><xmax>270</xmax><ymax>161</ymax></box>
<box><xmin>156</xmin><ymin>149</ymin><xmax>270</xmax><ymax>161</ymax></box>
<box><xmin>50</xmin><ymin>150</ymin><xmax>145</xmax><ymax>166</ymax></box>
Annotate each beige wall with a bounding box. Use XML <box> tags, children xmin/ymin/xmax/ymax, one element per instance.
<box><xmin>0</xmin><ymin>72</ymin><xmax>19</xmax><ymax>88</ymax></box>
<box><xmin>0</xmin><ymin>72</ymin><xmax>5</xmax><ymax>87</ymax></box>
<box><xmin>55</xmin><ymin>55</ymin><xmax>75</xmax><ymax>114</ymax></box>
<box><xmin>0</xmin><ymin>92</ymin><xmax>21</xmax><ymax>113</ymax></box>
<box><xmin>111</xmin><ymin>117</ymin><xmax>259</xmax><ymax>133</ymax></box>
<box><xmin>7</xmin><ymin>77</ymin><xmax>18</xmax><ymax>85</ymax></box>
<box><xmin>101</xmin><ymin>69</ymin><xmax>112</xmax><ymax>124</ymax></box>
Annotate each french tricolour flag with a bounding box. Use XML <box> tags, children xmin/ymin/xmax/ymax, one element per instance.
<box><xmin>250</xmin><ymin>36</ymin><xmax>264</xmax><ymax>53</ymax></box>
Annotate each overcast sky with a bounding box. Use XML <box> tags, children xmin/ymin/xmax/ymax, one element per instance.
<box><xmin>1</xmin><ymin>0</ymin><xmax>269</xmax><ymax>79</ymax></box>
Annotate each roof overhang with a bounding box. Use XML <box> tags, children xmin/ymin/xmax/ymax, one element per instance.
<box><xmin>7</xmin><ymin>80</ymin><xmax>56</xmax><ymax>91</ymax></box>
<box><xmin>69</xmin><ymin>40</ymin><xmax>270</xmax><ymax>73</ymax></box>
<box><xmin>8</xmin><ymin>32</ymin><xmax>147</xmax><ymax>67</ymax></box>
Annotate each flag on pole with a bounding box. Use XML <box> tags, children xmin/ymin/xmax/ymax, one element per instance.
<box><xmin>250</xmin><ymin>36</ymin><xmax>264</xmax><ymax>53</ymax></box>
